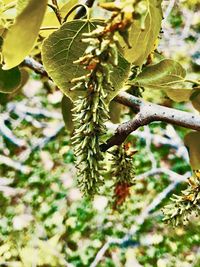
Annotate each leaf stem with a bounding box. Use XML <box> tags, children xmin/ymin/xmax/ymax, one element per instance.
<box><xmin>63</xmin><ymin>4</ymin><xmax>89</xmax><ymax>23</ymax></box>
<box><xmin>74</xmin><ymin>0</ymin><xmax>96</xmax><ymax>19</ymax></box>
<box><xmin>40</xmin><ymin>26</ymin><xmax>59</xmax><ymax>31</ymax></box>
<box><xmin>185</xmin><ymin>79</ymin><xmax>200</xmax><ymax>86</ymax></box>
<box><xmin>47</xmin><ymin>3</ymin><xmax>62</xmax><ymax>25</ymax></box>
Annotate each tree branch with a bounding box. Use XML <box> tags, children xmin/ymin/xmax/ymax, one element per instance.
<box><xmin>21</xmin><ymin>57</ymin><xmax>48</xmax><ymax>77</ymax></box>
<box><xmin>102</xmin><ymin>92</ymin><xmax>200</xmax><ymax>151</ymax></box>
<box><xmin>21</xmin><ymin>57</ymin><xmax>200</xmax><ymax>150</ymax></box>
<box><xmin>74</xmin><ymin>0</ymin><xmax>96</xmax><ymax>19</ymax></box>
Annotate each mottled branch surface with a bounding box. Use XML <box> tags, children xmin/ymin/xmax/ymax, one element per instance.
<box><xmin>22</xmin><ymin>57</ymin><xmax>48</xmax><ymax>77</ymax></box>
<box><xmin>22</xmin><ymin>57</ymin><xmax>200</xmax><ymax>150</ymax></box>
<box><xmin>102</xmin><ymin>91</ymin><xmax>200</xmax><ymax>150</ymax></box>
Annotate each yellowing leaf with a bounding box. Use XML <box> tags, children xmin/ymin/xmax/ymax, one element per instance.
<box><xmin>121</xmin><ymin>0</ymin><xmax>162</xmax><ymax>65</ymax></box>
<box><xmin>184</xmin><ymin>131</ymin><xmax>200</xmax><ymax>170</ymax></box>
<box><xmin>0</xmin><ymin>64</ymin><xmax>21</xmax><ymax>93</ymax></box>
<box><xmin>165</xmin><ymin>89</ymin><xmax>192</xmax><ymax>102</ymax></box>
<box><xmin>130</xmin><ymin>59</ymin><xmax>187</xmax><ymax>91</ymax></box>
<box><xmin>41</xmin><ymin>20</ymin><xmax>130</xmax><ymax>102</ymax></box>
<box><xmin>2</xmin><ymin>0</ymin><xmax>48</xmax><ymax>69</ymax></box>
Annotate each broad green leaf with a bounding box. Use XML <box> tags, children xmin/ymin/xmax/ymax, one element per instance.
<box><xmin>166</xmin><ymin>88</ymin><xmax>200</xmax><ymax>105</ymax></box>
<box><xmin>0</xmin><ymin>68</ymin><xmax>29</xmax><ymax>104</ymax></box>
<box><xmin>165</xmin><ymin>89</ymin><xmax>192</xmax><ymax>102</ymax></box>
<box><xmin>184</xmin><ymin>131</ymin><xmax>200</xmax><ymax>170</ymax></box>
<box><xmin>42</xmin><ymin>20</ymin><xmax>130</xmax><ymax>102</ymax></box>
<box><xmin>121</xmin><ymin>0</ymin><xmax>162</xmax><ymax>65</ymax></box>
<box><xmin>2</xmin><ymin>0</ymin><xmax>48</xmax><ymax>69</ymax></box>
<box><xmin>130</xmin><ymin>59</ymin><xmax>187</xmax><ymax>91</ymax></box>
<box><xmin>0</xmin><ymin>64</ymin><xmax>21</xmax><ymax>93</ymax></box>
<box><xmin>61</xmin><ymin>95</ymin><xmax>74</xmax><ymax>132</ymax></box>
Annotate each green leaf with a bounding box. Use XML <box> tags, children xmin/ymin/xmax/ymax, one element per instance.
<box><xmin>2</xmin><ymin>0</ymin><xmax>48</xmax><ymax>69</ymax></box>
<box><xmin>41</xmin><ymin>19</ymin><xmax>130</xmax><ymax>102</ymax></box>
<box><xmin>0</xmin><ymin>64</ymin><xmax>21</xmax><ymax>93</ymax></box>
<box><xmin>184</xmin><ymin>131</ymin><xmax>200</xmax><ymax>170</ymax></box>
<box><xmin>61</xmin><ymin>95</ymin><xmax>74</xmax><ymax>132</ymax></box>
<box><xmin>130</xmin><ymin>59</ymin><xmax>187</xmax><ymax>91</ymax></box>
<box><xmin>121</xmin><ymin>0</ymin><xmax>162</xmax><ymax>65</ymax></box>
<box><xmin>0</xmin><ymin>68</ymin><xmax>29</xmax><ymax>104</ymax></box>
<box><xmin>109</xmin><ymin>101</ymin><xmax>122</xmax><ymax>124</ymax></box>
<box><xmin>165</xmin><ymin>89</ymin><xmax>192</xmax><ymax>102</ymax></box>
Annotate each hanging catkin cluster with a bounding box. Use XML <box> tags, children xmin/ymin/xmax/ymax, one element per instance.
<box><xmin>71</xmin><ymin>46</ymin><xmax>114</xmax><ymax>195</ymax></box>
<box><xmin>162</xmin><ymin>170</ymin><xmax>200</xmax><ymax>226</ymax></box>
<box><xmin>71</xmin><ymin>1</ymin><xmax>136</xmax><ymax>195</ymax></box>
<box><xmin>111</xmin><ymin>144</ymin><xmax>136</xmax><ymax>208</ymax></box>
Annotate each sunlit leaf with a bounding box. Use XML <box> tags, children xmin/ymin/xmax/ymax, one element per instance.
<box><xmin>165</xmin><ymin>89</ymin><xmax>192</xmax><ymax>102</ymax></box>
<box><xmin>184</xmin><ymin>131</ymin><xmax>200</xmax><ymax>170</ymax></box>
<box><xmin>0</xmin><ymin>64</ymin><xmax>21</xmax><ymax>93</ymax></box>
<box><xmin>2</xmin><ymin>0</ymin><xmax>48</xmax><ymax>69</ymax></box>
<box><xmin>130</xmin><ymin>59</ymin><xmax>187</xmax><ymax>92</ymax></box>
<box><xmin>121</xmin><ymin>0</ymin><xmax>162</xmax><ymax>65</ymax></box>
<box><xmin>42</xmin><ymin>19</ymin><xmax>130</xmax><ymax>102</ymax></box>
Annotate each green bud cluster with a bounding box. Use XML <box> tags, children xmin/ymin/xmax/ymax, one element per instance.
<box><xmin>111</xmin><ymin>145</ymin><xmax>135</xmax><ymax>185</ymax></box>
<box><xmin>71</xmin><ymin>27</ymin><xmax>120</xmax><ymax>195</ymax></box>
<box><xmin>162</xmin><ymin>173</ymin><xmax>200</xmax><ymax>226</ymax></box>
